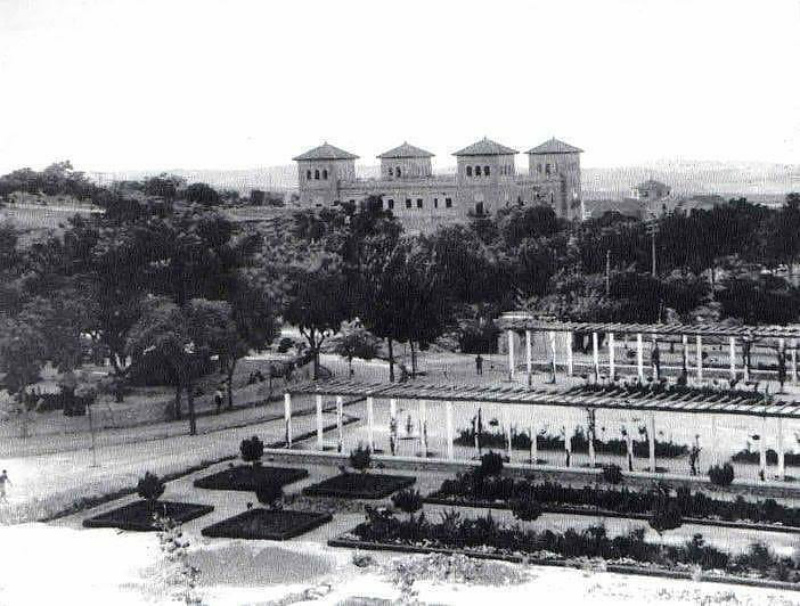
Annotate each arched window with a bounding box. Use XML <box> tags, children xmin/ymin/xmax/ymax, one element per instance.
<box><xmin>322</xmin><ymin>169</ymin><xmax>328</xmax><ymax>180</ymax></box>
<box><xmin>466</xmin><ymin>166</ymin><xmax>472</xmax><ymax>177</ymax></box>
<box><xmin>314</xmin><ymin>169</ymin><xmax>320</xmax><ymax>180</ymax></box>
<box><xmin>306</xmin><ymin>170</ymin><xmax>312</xmax><ymax>180</ymax></box>
<box><xmin>475</xmin><ymin>166</ymin><xmax>482</xmax><ymax>176</ymax></box>
<box><xmin>389</xmin><ymin>168</ymin><xmax>394</xmax><ymax>177</ymax></box>
<box><xmin>484</xmin><ymin>166</ymin><xmax>490</xmax><ymax>176</ymax></box>
<box><xmin>396</xmin><ymin>167</ymin><xmax>402</xmax><ymax>177</ymax></box>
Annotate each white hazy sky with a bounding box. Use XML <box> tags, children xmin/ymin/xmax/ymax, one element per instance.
<box><xmin>0</xmin><ymin>0</ymin><xmax>798</xmax><ymax>174</ymax></box>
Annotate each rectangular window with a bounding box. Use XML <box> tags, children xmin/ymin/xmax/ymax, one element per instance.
<box><xmin>434</xmin><ymin>198</ymin><xmax>439</xmax><ymax>208</ymax></box>
<box><xmin>445</xmin><ymin>197</ymin><xmax>452</xmax><ymax>208</ymax></box>
<box><xmin>405</xmin><ymin>199</ymin><xmax>412</xmax><ymax>209</ymax></box>
<box><xmin>387</xmin><ymin>199</ymin><xmax>394</xmax><ymax>210</ymax></box>
<box><xmin>416</xmin><ymin>198</ymin><xmax>423</xmax><ymax>208</ymax></box>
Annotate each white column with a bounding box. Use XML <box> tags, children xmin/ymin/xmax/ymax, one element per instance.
<box><xmin>792</xmin><ymin>340</ymin><xmax>798</xmax><ymax>384</ymax></box>
<box><xmin>587</xmin><ymin>409</ymin><xmax>596</xmax><ymax>468</ymax></box>
<box><xmin>550</xmin><ymin>331</ymin><xmax>558</xmax><ymax>381</ymax></box>
<box><xmin>592</xmin><ymin>332</ymin><xmax>600</xmax><ymax>379</ymax></box>
<box><xmin>759</xmin><ymin>417</ymin><xmax>767</xmax><ymax>482</ymax></box>
<box><xmin>530</xmin><ymin>419</ymin><xmax>538</xmax><ymax>464</ymax></box>
<box><xmin>525</xmin><ymin>330</ymin><xmax>532</xmax><ymax>380</ymax></box>
<box><xmin>366</xmin><ymin>396</ymin><xmax>375</xmax><ymax>452</ymax></box>
<box><xmin>564</xmin><ymin>420</ymin><xmax>573</xmax><ymax>467</ymax></box>
<box><xmin>419</xmin><ymin>399</ymin><xmax>428</xmax><ymax>457</ymax></box>
<box><xmin>625</xmin><ymin>420</ymin><xmax>634</xmax><ymax>471</ymax></box>
<box><xmin>648</xmin><ymin>413</ymin><xmax>656</xmax><ymax>472</ymax></box>
<box><xmin>284</xmin><ymin>393</ymin><xmax>293</xmax><ymax>447</ymax></box>
<box><xmin>336</xmin><ymin>395</ymin><xmax>344</xmax><ymax>453</ymax></box>
<box><xmin>729</xmin><ymin>337</ymin><xmax>737</xmax><ymax>381</ymax></box>
<box><xmin>445</xmin><ymin>401</ymin><xmax>454</xmax><ymax>460</ymax></box>
<box><xmin>636</xmin><ymin>333</ymin><xmax>644</xmax><ymax>381</ymax></box>
<box><xmin>608</xmin><ymin>332</ymin><xmax>616</xmax><ymax>378</ymax></box>
<box><xmin>683</xmin><ymin>335</ymin><xmax>690</xmax><ymax>375</ymax></box>
<box><xmin>389</xmin><ymin>398</ymin><xmax>398</xmax><ymax>456</ymax></box>
<box><xmin>316</xmin><ymin>394</ymin><xmax>324</xmax><ymax>450</ymax></box>
<box><xmin>778</xmin><ymin>417</ymin><xmax>785</xmax><ymax>481</ymax></box>
<box><xmin>696</xmin><ymin>335</ymin><xmax>703</xmax><ymax>382</ymax></box>
<box><xmin>566</xmin><ymin>331</ymin><xmax>574</xmax><ymax>377</ymax></box>
<box><xmin>508</xmin><ymin>329</ymin><xmax>515</xmax><ymax>380</ymax></box>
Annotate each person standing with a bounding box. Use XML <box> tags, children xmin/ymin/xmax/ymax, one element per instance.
<box><xmin>213</xmin><ymin>387</ymin><xmax>224</xmax><ymax>414</ymax></box>
<box><xmin>0</xmin><ymin>470</ymin><xmax>11</xmax><ymax>502</ymax></box>
<box><xmin>475</xmin><ymin>354</ymin><xmax>484</xmax><ymax>376</ymax></box>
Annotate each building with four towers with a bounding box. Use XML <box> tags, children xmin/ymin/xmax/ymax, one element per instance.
<box><xmin>293</xmin><ymin>137</ymin><xmax>583</xmax><ymax>232</ymax></box>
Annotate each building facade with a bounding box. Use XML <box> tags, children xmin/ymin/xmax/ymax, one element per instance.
<box><xmin>293</xmin><ymin>137</ymin><xmax>584</xmax><ymax>232</ymax></box>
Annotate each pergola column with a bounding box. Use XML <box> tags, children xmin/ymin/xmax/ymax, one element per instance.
<box><xmin>624</xmin><ymin>419</ymin><xmax>634</xmax><ymax>471</ymax></box>
<box><xmin>366</xmin><ymin>396</ymin><xmax>375</xmax><ymax>451</ymax></box>
<box><xmin>608</xmin><ymin>332</ymin><xmax>616</xmax><ymax>379</ymax></box>
<box><xmin>525</xmin><ymin>330</ymin><xmax>532</xmax><ymax>382</ymax></box>
<box><xmin>284</xmin><ymin>392</ymin><xmax>293</xmax><ymax>448</ymax></box>
<box><xmin>696</xmin><ymin>335</ymin><xmax>703</xmax><ymax>382</ymax></box>
<box><xmin>389</xmin><ymin>398</ymin><xmax>398</xmax><ymax>456</ymax></box>
<box><xmin>419</xmin><ymin>399</ymin><xmax>428</xmax><ymax>457</ymax></box>
<box><xmin>336</xmin><ymin>395</ymin><xmax>344</xmax><ymax>453</ymax></box>
<box><xmin>682</xmin><ymin>335</ymin><xmax>690</xmax><ymax>375</ymax></box>
<box><xmin>759</xmin><ymin>416</ymin><xmax>767</xmax><ymax>482</ymax></box>
<box><xmin>529</xmin><ymin>419</ymin><xmax>538</xmax><ymax>464</ymax></box>
<box><xmin>550</xmin><ymin>331</ymin><xmax>558</xmax><ymax>382</ymax></box>
<box><xmin>507</xmin><ymin>329</ymin><xmax>515</xmax><ymax>380</ymax></box>
<box><xmin>316</xmin><ymin>394</ymin><xmax>324</xmax><ymax>450</ymax></box>
<box><xmin>587</xmin><ymin>408</ymin><xmax>597</xmax><ymax>468</ymax></box>
<box><xmin>445</xmin><ymin>401</ymin><xmax>454</xmax><ymax>460</ymax></box>
<box><xmin>566</xmin><ymin>331</ymin><xmax>574</xmax><ymax>377</ymax></box>
<box><xmin>636</xmin><ymin>333</ymin><xmax>645</xmax><ymax>381</ymax></box>
<box><xmin>592</xmin><ymin>332</ymin><xmax>600</xmax><ymax>380</ymax></box>
<box><xmin>564</xmin><ymin>420</ymin><xmax>573</xmax><ymax>467</ymax></box>
<box><xmin>648</xmin><ymin>412</ymin><xmax>656</xmax><ymax>472</ymax></box>
<box><xmin>778</xmin><ymin>416</ymin><xmax>785</xmax><ymax>481</ymax></box>
<box><xmin>729</xmin><ymin>337</ymin><xmax>737</xmax><ymax>381</ymax></box>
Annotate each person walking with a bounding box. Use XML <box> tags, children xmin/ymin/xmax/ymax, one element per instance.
<box><xmin>0</xmin><ymin>470</ymin><xmax>11</xmax><ymax>503</ymax></box>
<box><xmin>213</xmin><ymin>387</ymin><xmax>224</xmax><ymax>414</ymax></box>
<box><xmin>475</xmin><ymin>354</ymin><xmax>484</xmax><ymax>376</ymax></box>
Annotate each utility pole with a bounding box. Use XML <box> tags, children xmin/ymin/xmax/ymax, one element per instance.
<box><xmin>646</xmin><ymin>221</ymin><xmax>659</xmax><ymax>277</ymax></box>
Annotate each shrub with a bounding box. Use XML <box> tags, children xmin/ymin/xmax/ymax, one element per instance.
<box><xmin>479</xmin><ymin>451</ymin><xmax>504</xmax><ymax>477</ymax></box>
<box><xmin>602</xmin><ymin>464</ymin><xmax>623</xmax><ymax>485</ymax></box>
<box><xmin>277</xmin><ymin>337</ymin><xmax>295</xmax><ymax>353</ymax></box>
<box><xmin>137</xmin><ymin>472</ymin><xmax>165</xmax><ymax>506</ymax></box>
<box><xmin>240</xmin><ymin>435</ymin><xmax>265</xmax><ymax>467</ymax></box>
<box><xmin>255</xmin><ymin>483</ymin><xmax>283</xmax><ymax>509</ymax></box>
<box><xmin>708</xmin><ymin>463</ymin><xmax>735</xmax><ymax>487</ymax></box>
<box><xmin>349</xmin><ymin>444</ymin><xmax>372</xmax><ymax>473</ymax></box>
<box><xmin>650</xmin><ymin>489</ymin><xmax>683</xmax><ymax>538</ymax></box>
<box><xmin>510</xmin><ymin>495</ymin><xmax>542</xmax><ymax>522</ymax></box>
<box><xmin>392</xmin><ymin>489</ymin><xmax>423</xmax><ymax>518</ymax></box>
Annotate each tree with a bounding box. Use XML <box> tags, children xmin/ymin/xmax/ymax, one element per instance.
<box><xmin>185</xmin><ymin>182</ymin><xmax>220</xmax><ymax>206</ymax></box>
<box><xmin>137</xmin><ymin>472</ymin><xmax>166</xmax><ymax>509</ymax></box>
<box><xmin>240</xmin><ymin>435</ymin><xmax>265</xmax><ymax>466</ymax></box>
<box><xmin>510</xmin><ymin>493</ymin><xmax>542</xmax><ymax>522</ymax></box>
<box><xmin>391</xmin><ymin>489</ymin><xmax>423</xmax><ymax>520</ymax></box>
<box><xmin>649</xmin><ymin>484</ymin><xmax>682</xmax><ymax>542</ymax></box>
<box><xmin>349</xmin><ymin>443</ymin><xmax>372</xmax><ymax>473</ymax></box>
<box><xmin>332</xmin><ymin>325</ymin><xmax>380</xmax><ymax>377</ymax></box>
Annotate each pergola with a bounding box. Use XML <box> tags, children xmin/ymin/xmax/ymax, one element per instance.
<box><xmin>282</xmin><ymin>379</ymin><xmax>799</xmax><ymax>481</ymax></box>
<box><xmin>497</xmin><ymin>313</ymin><xmax>800</xmax><ymax>385</ymax></box>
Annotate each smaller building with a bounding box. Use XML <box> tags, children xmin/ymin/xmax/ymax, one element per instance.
<box><xmin>630</xmin><ymin>179</ymin><xmax>671</xmax><ymax>201</ymax></box>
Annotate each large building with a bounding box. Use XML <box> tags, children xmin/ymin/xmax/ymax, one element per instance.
<box><xmin>293</xmin><ymin>137</ymin><xmax>583</xmax><ymax>232</ymax></box>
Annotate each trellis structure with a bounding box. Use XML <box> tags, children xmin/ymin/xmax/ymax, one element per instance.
<box><xmin>282</xmin><ymin>379</ymin><xmax>798</xmax><ymax>481</ymax></box>
<box><xmin>497</xmin><ymin>313</ymin><xmax>800</xmax><ymax>385</ymax></box>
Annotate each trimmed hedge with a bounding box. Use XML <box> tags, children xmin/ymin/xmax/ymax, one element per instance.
<box><xmin>83</xmin><ymin>500</ymin><xmax>214</xmax><ymax>531</ymax></box>
<box><xmin>202</xmin><ymin>508</ymin><xmax>331</xmax><ymax>540</ymax></box>
<box><xmin>302</xmin><ymin>473</ymin><xmax>416</xmax><ymax>500</ymax></box>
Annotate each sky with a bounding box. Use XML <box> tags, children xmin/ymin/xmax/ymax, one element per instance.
<box><xmin>0</xmin><ymin>0</ymin><xmax>798</xmax><ymax>174</ymax></box>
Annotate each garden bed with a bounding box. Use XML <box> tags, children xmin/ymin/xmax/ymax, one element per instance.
<box><xmin>302</xmin><ymin>473</ymin><xmax>416</xmax><ymax>499</ymax></box>
<box><xmin>193</xmin><ymin>464</ymin><xmax>308</xmax><ymax>491</ymax></box>
<box><xmin>428</xmin><ymin>473</ymin><xmax>800</xmax><ymax>532</ymax></box>
<box><xmin>82</xmin><ymin>500</ymin><xmax>214</xmax><ymax>531</ymax></box>
<box><xmin>201</xmin><ymin>508</ymin><xmax>332</xmax><ymax>540</ymax></box>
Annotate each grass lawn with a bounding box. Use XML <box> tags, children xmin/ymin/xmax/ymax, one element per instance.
<box><xmin>302</xmin><ymin>473</ymin><xmax>416</xmax><ymax>499</ymax></box>
<box><xmin>193</xmin><ymin>464</ymin><xmax>309</xmax><ymax>491</ymax></box>
<box><xmin>82</xmin><ymin>500</ymin><xmax>214</xmax><ymax>531</ymax></box>
<box><xmin>201</xmin><ymin>508</ymin><xmax>333</xmax><ymax>540</ymax></box>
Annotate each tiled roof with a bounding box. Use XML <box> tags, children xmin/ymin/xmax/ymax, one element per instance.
<box><xmin>293</xmin><ymin>142</ymin><xmax>359</xmax><ymax>161</ymax></box>
<box><xmin>453</xmin><ymin>137</ymin><xmax>518</xmax><ymax>157</ymax></box>
<box><xmin>527</xmin><ymin>138</ymin><xmax>583</xmax><ymax>155</ymax></box>
<box><xmin>377</xmin><ymin>142</ymin><xmax>434</xmax><ymax>159</ymax></box>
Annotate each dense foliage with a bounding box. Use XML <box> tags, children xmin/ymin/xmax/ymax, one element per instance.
<box><xmin>240</xmin><ymin>435</ymin><xmax>265</xmax><ymax>466</ymax></box>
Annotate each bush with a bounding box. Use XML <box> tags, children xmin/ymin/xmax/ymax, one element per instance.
<box><xmin>392</xmin><ymin>489</ymin><xmax>423</xmax><ymax>518</ymax></box>
<box><xmin>708</xmin><ymin>463</ymin><xmax>735</xmax><ymax>486</ymax></box>
<box><xmin>650</xmin><ymin>496</ymin><xmax>683</xmax><ymax>537</ymax></box>
<box><xmin>480</xmin><ymin>451</ymin><xmax>504</xmax><ymax>477</ymax></box>
<box><xmin>137</xmin><ymin>472</ymin><xmax>165</xmax><ymax>506</ymax></box>
<box><xmin>349</xmin><ymin>444</ymin><xmax>372</xmax><ymax>473</ymax></box>
<box><xmin>510</xmin><ymin>495</ymin><xmax>542</xmax><ymax>522</ymax></box>
<box><xmin>255</xmin><ymin>483</ymin><xmax>283</xmax><ymax>509</ymax></box>
<box><xmin>240</xmin><ymin>435</ymin><xmax>265</xmax><ymax>467</ymax></box>
<box><xmin>277</xmin><ymin>337</ymin><xmax>295</xmax><ymax>353</ymax></box>
<box><xmin>602</xmin><ymin>464</ymin><xmax>623</xmax><ymax>485</ymax></box>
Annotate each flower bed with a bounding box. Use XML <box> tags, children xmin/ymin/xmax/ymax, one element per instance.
<box><xmin>336</xmin><ymin>508</ymin><xmax>800</xmax><ymax>587</ymax></box>
<box><xmin>454</xmin><ymin>427</ymin><xmax>687</xmax><ymax>458</ymax></box>
<box><xmin>193</xmin><ymin>464</ymin><xmax>308</xmax><ymax>491</ymax></box>
<box><xmin>428</xmin><ymin>473</ymin><xmax>800</xmax><ymax>531</ymax></box>
<box><xmin>302</xmin><ymin>473</ymin><xmax>416</xmax><ymax>499</ymax></box>
<box><xmin>82</xmin><ymin>500</ymin><xmax>214</xmax><ymax>531</ymax></box>
<box><xmin>201</xmin><ymin>508</ymin><xmax>332</xmax><ymax>540</ymax></box>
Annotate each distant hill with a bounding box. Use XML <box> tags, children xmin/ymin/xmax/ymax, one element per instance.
<box><xmin>87</xmin><ymin>160</ymin><xmax>799</xmax><ymax>205</ymax></box>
